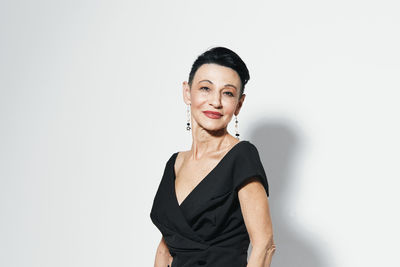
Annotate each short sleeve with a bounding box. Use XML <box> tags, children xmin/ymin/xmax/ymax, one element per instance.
<box><xmin>232</xmin><ymin>142</ymin><xmax>269</xmax><ymax>197</ymax></box>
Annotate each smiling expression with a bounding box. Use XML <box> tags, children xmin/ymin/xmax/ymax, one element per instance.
<box><xmin>183</xmin><ymin>63</ymin><xmax>246</xmax><ymax>133</ymax></box>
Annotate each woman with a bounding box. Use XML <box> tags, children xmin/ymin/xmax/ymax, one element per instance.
<box><xmin>150</xmin><ymin>47</ymin><xmax>276</xmax><ymax>267</ymax></box>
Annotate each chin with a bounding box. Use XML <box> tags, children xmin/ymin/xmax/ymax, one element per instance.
<box><xmin>204</xmin><ymin>123</ymin><xmax>226</xmax><ymax>132</ymax></box>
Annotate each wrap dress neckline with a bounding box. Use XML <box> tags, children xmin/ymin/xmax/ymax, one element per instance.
<box><xmin>172</xmin><ymin>140</ymin><xmax>245</xmax><ymax>208</ymax></box>
<box><xmin>150</xmin><ymin>139</ymin><xmax>269</xmax><ymax>266</ymax></box>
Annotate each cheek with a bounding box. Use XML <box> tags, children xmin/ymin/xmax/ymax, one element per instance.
<box><xmin>221</xmin><ymin>99</ymin><xmax>237</xmax><ymax>113</ymax></box>
<box><xmin>191</xmin><ymin>92</ymin><xmax>208</xmax><ymax>107</ymax></box>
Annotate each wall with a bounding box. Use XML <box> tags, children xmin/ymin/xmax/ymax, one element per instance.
<box><xmin>1</xmin><ymin>0</ymin><xmax>399</xmax><ymax>266</ymax></box>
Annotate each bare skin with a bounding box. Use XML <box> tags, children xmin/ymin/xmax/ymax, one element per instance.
<box><xmin>154</xmin><ymin>236</ymin><xmax>172</xmax><ymax>267</ymax></box>
<box><xmin>154</xmin><ymin>63</ymin><xmax>276</xmax><ymax>267</ymax></box>
<box><xmin>239</xmin><ymin>178</ymin><xmax>276</xmax><ymax>266</ymax></box>
<box><xmin>174</xmin><ymin>136</ymin><xmax>243</xmax><ymax>206</ymax></box>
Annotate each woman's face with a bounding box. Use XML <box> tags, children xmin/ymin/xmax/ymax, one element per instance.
<box><xmin>183</xmin><ymin>63</ymin><xmax>245</xmax><ymax>134</ymax></box>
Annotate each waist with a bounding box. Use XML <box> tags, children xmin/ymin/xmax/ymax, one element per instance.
<box><xmin>171</xmin><ymin>246</ymin><xmax>248</xmax><ymax>267</ymax></box>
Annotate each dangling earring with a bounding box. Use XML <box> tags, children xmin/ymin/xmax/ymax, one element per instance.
<box><xmin>235</xmin><ymin>115</ymin><xmax>240</xmax><ymax>140</ymax></box>
<box><xmin>186</xmin><ymin>104</ymin><xmax>191</xmax><ymax>131</ymax></box>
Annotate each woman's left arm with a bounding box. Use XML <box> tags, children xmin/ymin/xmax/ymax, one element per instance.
<box><xmin>238</xmin><ymin>177</ymin><xmax>277</xmax><ymax>267</ymax></box>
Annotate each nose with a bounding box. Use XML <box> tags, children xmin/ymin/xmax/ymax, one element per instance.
<box><xmin>209</xmin><ymin>90</ymin><xmax>222</xmax><ymax>108</ymax></box>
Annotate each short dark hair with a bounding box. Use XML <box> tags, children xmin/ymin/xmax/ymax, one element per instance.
<box><xmin>188</xmin><ymin>46</ymin><xmax>250</xmax><ymax>99</ymax></box>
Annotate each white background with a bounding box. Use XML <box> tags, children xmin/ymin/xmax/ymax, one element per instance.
<box><xmin>1</xmin><ymin>0</ymin><xmax>399</xmax><ymax>266</ymax></box>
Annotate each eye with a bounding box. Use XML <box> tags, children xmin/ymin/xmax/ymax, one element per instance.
<box><xmin>200</xmin><ymin>86</ymin><xmax>210</xmax><ymax>91</ymax></box>
<box><xmin>224</xmin><ymin>92</ymin><xmax>234</xmax><ymax>97</ymax></box>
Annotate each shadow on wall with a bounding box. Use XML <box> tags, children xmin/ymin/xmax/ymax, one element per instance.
<box><xmin>247</xmin><ymin>119</ymin><xmax>332</xmax><ymax>267</ymax></box>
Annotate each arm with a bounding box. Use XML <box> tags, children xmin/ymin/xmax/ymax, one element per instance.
<box><xmin>238</xmin><ymin>177</ymin><xmax>277</xmax><ymax>267</ymax></box>
<box><xmin>153</xmin><ymin>236</ymin><xmax>173</xmax><ymax>267</ymax></box>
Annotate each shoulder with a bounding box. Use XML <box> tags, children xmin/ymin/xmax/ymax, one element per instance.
<box><xmin>232</xmin><ymin>140</ymin><xmax>269</xmax><ymax>195</ymax></box>
<box><xmin>241</xmin><ymin>140</ymin><xmax>257</xmax><ymax>149</ymax></box>
<box><xmin>172</xmin><ymin>149</ymin><xmax>190</xmax><ymax>171</ymax></box>
<box><xmin>232</xmin><ymin>140</ymin><xmax>264</xmax><ymax>170</ymax></box>
<box><xmin>236</xmin><ymin>140</ymin><xmax>260</xmax><ymax>156</ymax></box>
<box><xmin>164</xmin><ymin>151</ymin><xmax>179</xmax><ymax>166</ymax></box>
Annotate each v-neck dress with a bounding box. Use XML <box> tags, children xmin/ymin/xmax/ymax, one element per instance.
<box><xmin>150</xmin><ymin>140</ymin><xmax>269</xmax><ymax>267</ymax></box>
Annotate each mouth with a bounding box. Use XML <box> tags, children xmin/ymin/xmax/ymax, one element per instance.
<box><xmin>203</xmin><ymin>111</ymin><xmax>223</xmax><ymax>119</ymax></box>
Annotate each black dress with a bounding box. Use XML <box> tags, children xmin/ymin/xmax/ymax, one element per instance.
<box><xmin>150</xmin><ymin>140</ymin><xmax>269</xmax><ymax>267</ymax></box>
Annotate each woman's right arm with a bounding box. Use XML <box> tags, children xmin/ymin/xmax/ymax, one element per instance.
<box><xmin>154</xmin><ymin>236</ymin><xmax>173</xmax><ymax>267</ymax></box>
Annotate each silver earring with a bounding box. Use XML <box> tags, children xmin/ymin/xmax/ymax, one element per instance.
<box><xmin>186</xmin><ymin>104</ymin><xmax>191</xmax><ymax>131</ymax></box>
<box><xmin>235</xmin><ymin>115</ymin><xmax>240</xmax><ymax>139</ymax></box>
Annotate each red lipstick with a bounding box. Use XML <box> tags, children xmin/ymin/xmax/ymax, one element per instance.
<box><xmin>203</xmin><ymin>111</ymin><xmax>223</xmax><ymax>119</ymax></box>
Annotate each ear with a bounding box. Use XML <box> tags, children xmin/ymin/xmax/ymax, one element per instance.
<box><xmin>235</xmin><ymin>93</ymin><xmax>246</xmax><ymax>116</ymax></box>
<box><xmin>183</xmin><ymin>81</ymin><xmax>191</xmax><ymax>105</ymax></box>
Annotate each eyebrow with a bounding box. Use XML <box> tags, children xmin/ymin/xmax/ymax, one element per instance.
<box><xmin>198</xmin><ymin>80</ymin><xmax>238</xmax><ymax>90</ymax></box>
